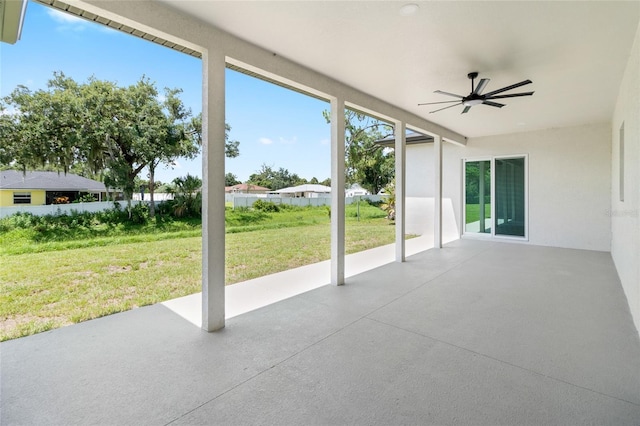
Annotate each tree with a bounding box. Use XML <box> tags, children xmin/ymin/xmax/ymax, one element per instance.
<box><xmin>225</xmin><ymin>172</ymin><xmax>241</xmax><ymax>186</ymax></box>
<box><xmin>247</xmin><ymin>164</ymin><xmax>307</xmax><ymax>190</ymax></box>
<box><xmin>143</xmin><ymin>87</ymin><xmax>200</xmax><ymax>217</ymax></box>
<box><xmin>169</xmin><ymin>174</ymin><xmax>202</xmax><ymax>218</ymax></box>
<box><xmin>323</xmin><ymin>109</ymin><xmax>394</xmax><ymax>194</ymax></box>
<box><xmin>1</xmin><ymin>72</ymin><xmax>241</xmax><ymax>218</ymax></box>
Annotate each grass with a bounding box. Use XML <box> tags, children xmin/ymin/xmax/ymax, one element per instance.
<box><xmin>465</xmin><ymin>203</ymin><xmax>492</xmax><ymax>224</ymax></box>
<box><xmin>1</xmin><ymin>203</ymin><xmax>407</xmax><ymax>341</ymax></box>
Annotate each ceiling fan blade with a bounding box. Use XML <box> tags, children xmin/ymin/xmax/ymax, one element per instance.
<box><xmin>485</xmin><ymin>91</ymin><xmax>535</xmax><ymax>100</ymax></box>
<box><xmin>482</xmin><ymin>100</ymin><xmax>505</xmax><ymax>108</ymax></box>
<box><xmin>483</xmin><ymin>79</ymin><xmax>532</xmax><ymax>97</ymax></box>
<box><xmin>418</xmin><ymin>100</ymin><xmax>463</xmax><ymax>106</ymax></box>
<box><xmin>461</xmin><ymin>105</ymin><xmax>472</xmax><ymax>114</ymax></box>
<box><xmin>429</xmin><ymin>102</ymin><xmax>463</xmax><ymax>114</ymax></box>
<box><xmin>434</xmin><ymin>90</ymin><xmax>465</xmax><ymax>99</ymax></box>
<box><xmin>472</xmin><ymin>78</ymin><xmax>490</xmax><ymax>95</ymax></box>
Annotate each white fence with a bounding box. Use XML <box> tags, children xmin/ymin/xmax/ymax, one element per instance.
<box><xmin>228</xmin><ymin>194</ymin><xmax>385</xmax><ymax>209</ymax></box>
<box><xmin>0</xmin><ymin>200</ymin><xmax>149</xmax><ymax>219</ymax></box>
<box><xmin>1</xmin><ymin>195</ymin><xmax>388</xmax><ymax>218</ymax></box>
<box><xmin>132</xmin><ymin>193</ymin><xmax>174</xmax><ymax>201</ymax></box>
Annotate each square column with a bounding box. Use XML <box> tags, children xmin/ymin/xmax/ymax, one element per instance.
<box><xmin>331</xmin><ymin>97</ymin><xmax>345</xmax><ymax>286</ymax></box>
<box><xmin>434</xmin><ymin>135</ymin><xmax>443</xmax><ymax>249</ymax></box>
<box><xmin>394</xmin><ymin>121</ymin><xmax>406</xmax><ymax>262</ymax></box>
<box><xmin>201</xmin><ymin>49</ymin><xmax>226</xmax><ymax>331</ymax></box>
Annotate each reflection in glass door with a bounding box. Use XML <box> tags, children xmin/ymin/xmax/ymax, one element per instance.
<box><xmin>495</xmin><ymin>157</ymin><xmax>526</xmax><ymax>237</ymax></box>
<box><xmin>464</xmin><ymin>160</ymin><xmax>491</xmax><ymax>234</ymax></box>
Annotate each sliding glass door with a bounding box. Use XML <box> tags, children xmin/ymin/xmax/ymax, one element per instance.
<box><xmin>464</xmin><ymin>156</ymin><xmax>527</xmax><ymax>239</ymax></box>
<box><xmin>495</xmin><ymin>157</ymin><xmax>526</xmax><ymax>237</ymax></box>
<box><xmin>464</xmin><ymin>160</ymin><xmax>491</xmax><ymax>234</ymax></box>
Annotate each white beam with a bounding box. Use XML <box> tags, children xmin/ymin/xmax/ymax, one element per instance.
<box><xmin>331</xmin><ymin>97</ymin><xmax>345</xmax><ymax>286</ymax></box>
<box><xmin>394</xmin><ymin>121</ymin><xmax>406</xmax><ymax>262</ymax></box>
<box><xmin>201</xmin><ymin>48</ymin><xmax>226</xmax><ymax>331</ymax></box>
<box><xmin>434</xmin><ymin>135</ymin><xmax>443</xmax><ymax>249</ymax></box>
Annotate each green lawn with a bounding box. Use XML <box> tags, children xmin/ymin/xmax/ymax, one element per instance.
<box><xmin>0</xmin><ymin>203</ymin><xmax>406</xmax><ymax>341</ymax></box>
<box><xmin>465</xmin><ymin>203</ymin><xmax>491</xmax><ymax>224</ymax></box>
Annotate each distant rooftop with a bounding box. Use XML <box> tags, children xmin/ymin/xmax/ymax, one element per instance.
<box><xmin>273</xmin><ymin>184</ymin><xmax>331</xmax><ymax>194</ymax></box>
<box><xmin>0</xmin><ymin>170</ymin><xmax>106</xmax><ymax>192</ymax></box>
<box><xmin>225</xmin><ymin>183</ymin><xmax>271</xmax><ymax>192</ymax></box>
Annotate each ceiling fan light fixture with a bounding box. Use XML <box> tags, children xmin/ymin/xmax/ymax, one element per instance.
<box><xmin>463</xmin><ymin>99</ymin><xmax>483</xmax><ymax>106</ymax></box>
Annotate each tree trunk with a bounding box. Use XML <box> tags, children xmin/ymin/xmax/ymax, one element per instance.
<box><xmin>149</xmin><ymin>162</ymin><xmax>156</xmax><ymax>218</ymax></box>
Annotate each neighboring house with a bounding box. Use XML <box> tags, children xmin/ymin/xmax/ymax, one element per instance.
<box><xmin>0</xmin><ymin>170</ymin><xmax>107</xmax><ymax>207</ymax></box>
<box><xmin>345</xmin><ymin>183</ymin><xmax>370</xmax><ymax>197</ymax></box>
<box><xmin>273</xmin><ymin>184</ymin><xmax>331</xmax><ymax>198</ymax></box>
<box><xmin>224</xmin><ymin>183</ymin><xmax>271</xmax><ymax>194</ymax></box>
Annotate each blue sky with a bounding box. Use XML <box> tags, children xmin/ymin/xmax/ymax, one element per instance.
<box><xmin>0</xmin><ymin>1</ymin><xmax>331</xmax><ymax>183</ymax></box>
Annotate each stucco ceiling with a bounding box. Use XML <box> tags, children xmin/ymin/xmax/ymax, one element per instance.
<box><xmin>157</xmin><ymin>1</ymin><xmax>639</xmax><ymax>138</ymax></box>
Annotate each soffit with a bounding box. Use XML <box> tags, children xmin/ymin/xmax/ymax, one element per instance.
<box><xmin>156</xmin><ymin>1</ymin><xmax>640</xmax><ymax>138</ymax></box>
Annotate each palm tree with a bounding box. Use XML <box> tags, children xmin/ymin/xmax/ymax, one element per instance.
<box><xmin>170</xmin><ymin>174</ymin><xmax>202</xmax><ymax>217</ymax></box>
<box><xmin>380</xmin><ymin>182</ymin><xmax>396</xmax><ymax>221</ymax></box>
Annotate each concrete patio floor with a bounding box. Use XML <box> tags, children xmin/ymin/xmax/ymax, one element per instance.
<box><xmin>2</xmin><ymin>239</ymin><xmax>640</xmax><ymax>425</ymax></box>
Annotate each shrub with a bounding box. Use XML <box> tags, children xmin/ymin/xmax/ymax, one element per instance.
<box><xmin>252</xmin><ymin>199</ymin><xmax>280</xmax><ymax>213</ymax></box>
<box><xmin>128</xmin><ymin>203</ymin><xmax>149</xmax><ymax>224</ymax></box>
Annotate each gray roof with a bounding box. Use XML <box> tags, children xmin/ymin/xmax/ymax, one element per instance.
<box><xmin>0</xmin><ymin>170</ymin><xmax>106</xmax><ymax>192</ymax></box>
<box><xmin>375</xmin><ymin>131</ymin><xmax>434</xmax><ymax>147</ymax></box>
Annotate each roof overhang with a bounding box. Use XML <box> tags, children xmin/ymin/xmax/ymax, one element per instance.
<box><xmin>0</xmin><ymin>0</ymin><xmax>28</xmax><ymax>44</ymax></box>
<box><xmin>375</xmin><ymin>132</ymin><xmax>434</xmax><ymax>148</ymax></box>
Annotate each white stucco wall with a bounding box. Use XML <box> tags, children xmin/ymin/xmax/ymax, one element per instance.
<box><xmin>611</xmin><ymin>22</ymin><xmax>640</xmax><ymax>333</ymax></box>
<box><xmin>406</xmin><ymin>123</ymin><xmax>612</xmax><ymax>252</ymax></box>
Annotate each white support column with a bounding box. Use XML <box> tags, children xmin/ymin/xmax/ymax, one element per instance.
<box><xmin>201</xmin><ymin>48</ymin><xmax>226</xmax><ymax>331</ymax></box>
<box><xmin>331</xmin><ymin>97</ymin><xmax>345</xmax><ymax>286</ymax></box>
<box><xmin>434</xmin><ymin>135</ymin><xmax>443</xmax><ymax>249</ymax></box>
<box><xmin>394</xmin><ymin>121</ymin><xmax>406</xmax><ymax>262</ymax></box>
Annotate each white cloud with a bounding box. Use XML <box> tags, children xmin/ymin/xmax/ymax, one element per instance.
<box><xmin>46</xmin><ymin>8</ymin><xmax>89</xmax><ymax>32</ymax></box>
<box><xmin>279</xmin><ymin>136</ymin><xmax>297</xmax><ymax>145</ymax></box>
<box><xmin>320</xmin><ymin>138</ymin><xmax>330</xmax><ymax>146</ymax></box>
<box><xmin>259</xmin><ymin>137</ymin><xmax>274</xmax><ymax>145</ymax></box>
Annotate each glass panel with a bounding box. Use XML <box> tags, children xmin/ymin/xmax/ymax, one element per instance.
<box><xmin>464</xmin><ymin>161</ymin><xmax>491</xmax><ymax>234</ymax></box>
<box><xmin>495</xmin><ymin>157</ymin><xmax>525</xmax><ymax>237</ymax></box>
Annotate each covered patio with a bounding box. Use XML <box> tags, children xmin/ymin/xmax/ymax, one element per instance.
<box><xmin>2</xmin><ymin>1</ymin><xmax>640</xmax><ymax>423</ymax></box>
<box><xmin>2</xmin><ymin>240</ymin><xmax>639</xmax><ymax>424</ymax></box>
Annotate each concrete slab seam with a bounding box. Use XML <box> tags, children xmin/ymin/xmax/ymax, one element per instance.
<box><xmin>162</xmin><ymin>316</ymin><xmax>370</xmax><ymax>425</ymax></box>
<box><xmin>355</xmin><ymin>247</ymin><xmax>495</xmax><ymax>320</ymax></box>
<box><xmin>366</xmin><ymin>316</ymin><xmax>640</xmax><ymax>409</ymax></box>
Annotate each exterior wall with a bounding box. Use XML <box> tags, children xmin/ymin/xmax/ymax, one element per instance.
<box><xmin>611</xmin><ymin>22</ymin><xmax>640</xmax><ymax>333</ymax></box>
<box><xmin>0</xmin><ymin>189</ymin><xmax>46</xmax><ymax>207</ymax></box>
<box><xmin>406</xmin><ymin>123</ymin><xmax>612</xmax><ymax>251</ymax></box>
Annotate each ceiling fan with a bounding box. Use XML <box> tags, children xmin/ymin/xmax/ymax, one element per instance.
<box><xmin>419</xmin><ymin>72</ymin><xmax>534</xmax><ymax>114</ymax></box>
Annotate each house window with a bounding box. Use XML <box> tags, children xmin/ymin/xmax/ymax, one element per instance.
<box><xmin>13</xmin><ymin>192</ymin><xmax>32</xmax><ymax>204</ymax></box>
<box><xmin>620</xmin><ymin>122</ymin><xmax>625</xmax><ymax>202</ymax></box>
<box><xmin>463</xmin><ymin>155</ymin><xmax>527</xmax><ymax>239</ymax></box>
